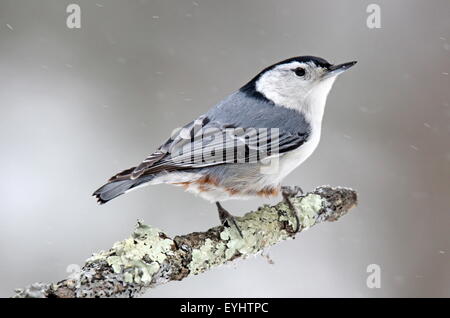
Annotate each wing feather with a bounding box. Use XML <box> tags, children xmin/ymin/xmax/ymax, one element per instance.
<box><xmin>132</xmin><ymin>117</ymin><xmax>309</xmax><ymax>176</ymax></box>
<box><xmin>125</xmin><ymin>92</ymin><xmax>311</xmax><ymax>178</ymax></box>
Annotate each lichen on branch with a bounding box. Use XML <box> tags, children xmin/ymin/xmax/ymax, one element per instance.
<box><xmin>13</xmin><ymin>186</ymin><xmax>357</xmax><ymax>298</ymax></box>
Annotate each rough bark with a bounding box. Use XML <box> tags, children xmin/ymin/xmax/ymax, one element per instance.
<box><xmin>13</xmin><ymin>185</ymin><xmax>357</xmax><ymax>298</ymax></box>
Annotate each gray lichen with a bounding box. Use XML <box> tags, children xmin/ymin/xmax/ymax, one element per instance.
<box><xmin>188</xmin><ymin>238</ymin><xmax>228</xmax><ymax>275</ymax></box>
<box><xmin>13</xmin><ymin>283</ymin><xmax>50</xmax><ymax>298</ymax></box>
<box><xmin>12</xmin><ymin>186</ymin><xmax>357</xmax><ymax>298</ymax></box>
<box><xmin>187</xmin><ymin>193</ymin><xmax>326</xmax><ymax>275</ymax></box>
<box><xmin>295</xmin><ymin>194</ymin><xmax>324</xmax><ymax>229</ymax></box>
<box><xmin>87</xmin><ymin>222</ymin><xmax>174</xmax><ymax>285</ymax></box>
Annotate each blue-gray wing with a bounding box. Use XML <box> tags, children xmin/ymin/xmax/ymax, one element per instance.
<box><xmin>130</xmin><ymin>91</ymin><xmax>311</xmax><ymax>179</ymax></box>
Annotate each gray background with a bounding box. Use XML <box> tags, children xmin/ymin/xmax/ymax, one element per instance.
<box><xmin>0</xmin><ymin>0</ymin><xmax>449</xmax><ymax>297</ymax></box>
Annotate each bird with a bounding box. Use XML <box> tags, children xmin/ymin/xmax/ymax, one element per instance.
<box><xmin>93</xmin><ymin>55</ymin><xmax>356</xmax><ymax>235</ymax></box>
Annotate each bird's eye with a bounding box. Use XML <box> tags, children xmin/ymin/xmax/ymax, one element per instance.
<box><xmin>294</xmin><ymin>67</ymin><xmax>305</xmax><ymax>77</ymax></box>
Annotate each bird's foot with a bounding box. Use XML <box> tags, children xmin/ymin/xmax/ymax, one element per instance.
<box><xmin>216</xmin><ymin>202</ymin><xmax>243</xmax><ymax>238</ymax></box>
<box><xmin>281</xmin><ymin>186</ymin><xmax>303</xmax><ymax>233</ymax></box>
<box><xmin>281</xmin><ymin>185</ymin><xmax>303</xmax><ymax>198</ymax></box>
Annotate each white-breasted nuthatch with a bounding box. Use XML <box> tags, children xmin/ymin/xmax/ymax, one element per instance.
<box><xmin>93</xmin><ymin>56</ymin><xmax>356</xmax><ymax>233</ymax></box>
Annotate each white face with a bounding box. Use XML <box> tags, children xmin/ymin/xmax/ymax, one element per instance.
<box><xmin>255</xmin><ymin>61</ymin><xmax>338</xmax><ymax>123</ymax></box>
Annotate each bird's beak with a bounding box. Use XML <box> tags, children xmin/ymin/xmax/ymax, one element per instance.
<box><xmin>323</xmin><ymin>61</ymin><xmax>357</xmax><ymax>79</ymax></box>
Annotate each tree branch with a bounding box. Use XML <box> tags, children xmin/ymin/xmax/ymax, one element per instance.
<box><xmin>13</xmin><ymin>186</ymin><xmax>357</xmax><ymax>298</ymax></box>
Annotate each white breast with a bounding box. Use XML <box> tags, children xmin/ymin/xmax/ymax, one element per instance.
<box><xmin>269</xmin><ymin>77</ymin><xmax>336</xmax><ymax>183</ymax></box>
<box><xmin>276</xmin><ymin>125</ymin><xmax>321</xmax><ymax>182</ymax></box>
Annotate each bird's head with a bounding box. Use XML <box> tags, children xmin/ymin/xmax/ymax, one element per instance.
<box><xmin>241</xmin><ymin>56</ymin><xmax>356</xmax><ymax>120</ymax></box>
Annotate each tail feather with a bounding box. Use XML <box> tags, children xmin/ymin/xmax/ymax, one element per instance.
<box><xmin>94</xmin><ymin>168</ymin><xmax>158</xmax><ymax>204</ymax></box>
<box><xmin>93</xmin><ymin>179</ymin><xmax>138</xmax><ymax>204</ymax></box>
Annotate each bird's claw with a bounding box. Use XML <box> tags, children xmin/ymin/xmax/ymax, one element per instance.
<box><xmin>281</xmin><ymin>186</ymin><xmax>303</xmax><ymax>234</ymax></box>
<box><xmin>216</xmin><ymin>202</ymin><xmax>244</xmax><ymax>238</ymax></box>
<box><xmin>281</xmin><ymin>185</ymin><xmax>303</xmax><ymax>199</ymax></box>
